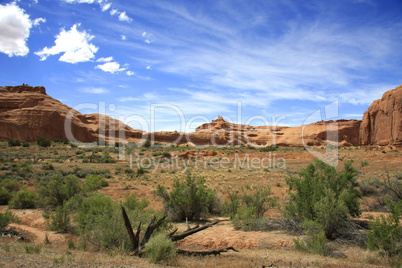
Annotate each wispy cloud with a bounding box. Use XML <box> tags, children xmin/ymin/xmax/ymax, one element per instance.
<box><xmin>80</xmin><ymin>87</ymin><xmax>109</xmax><ymax>94</ymax></box>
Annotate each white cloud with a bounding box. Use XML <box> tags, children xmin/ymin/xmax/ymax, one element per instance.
<box><xmin>35</xmin><ymin>23</ymin><xmax>98</xmax><ymax>64</ymax></box>
<box><xmin>142</xmin><ymin>32</ymin><xmax>153</xmax><ymax>44</ymax></box>
<box><xmin>96</xmin><ymin>56</ymin><xmax>113</xmax><ymax>62</ymax></box>
<box><xmin>95</xmin><ymin>61</ymin><xmax>126</xmax><ymax>73</ymax></box>
<box><xmin>80</xmin><ymin>87</ymin><xmax>109</xmax><ymax>94</ymax></box>
<box><xmin>101</xmin><ymin>3</ymin><xmax>111</xmax><ymax>11</ymax></box>
<box><xmin>146</xmin><ymin>66</ymin><xmax>151</xmax><ymax>70</ymax></box>
<box><xmin>118</xmin><ymin>11</ymin><xmax>132</xmax><ymax>22</ymax></box>
<box><xmin>33</xmin><ymin>17</ymin><xmax>46</xmax><ymax>26</ymax></box>
<box><xmin>126</xmin><ymin>70</ymin><xmax>135</xmax><ymax>76</ymax></box>
<box><xmin>121</xmin><ymin>35</ymin><xmax>126</xmax><ymax>40</ymax></box>
<box><xmin>0</xmin><ymin>2</ymin><xmax>32</xmax><ymax>57</ymax></box>
<box><xmin>110</xmin><ymin>9</ymin><xmax>118</xmax><ymax>16</ymax></box>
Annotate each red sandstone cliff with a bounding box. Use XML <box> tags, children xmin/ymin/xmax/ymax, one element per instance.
<box><xmin>1</xmin><ymin>84</ymin><xmax>400</xmax><ymax>148</ymax></box>
<box><xmin>360</xmin><ymin>85</ymin><xmax>402</xmax><ymax>147</ymax></box>
<box><xmin>0</xmin><ymin>85</ymin><xmax>143</xmax><ymax>143</ymax></box>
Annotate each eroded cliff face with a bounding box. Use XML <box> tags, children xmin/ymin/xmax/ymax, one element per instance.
<box><xmin>360</xmin><ymin>85</ymin><xmax>402</xmax><ymax>147</ymax></box>
<box><xmin>4</xmin><ymin>84</ymin><xmax>401</xmax><ymax>149</ymax></box>
<box><xmin>0</xmin><ymin>85</ymin><xmax>143</xmax><ymax>143</ymax></box>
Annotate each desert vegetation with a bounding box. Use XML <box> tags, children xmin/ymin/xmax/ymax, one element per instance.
<box><xmin>0</xmin><ymin>140</ymin><xmax>401</xmax><ymax>267</ymax></box>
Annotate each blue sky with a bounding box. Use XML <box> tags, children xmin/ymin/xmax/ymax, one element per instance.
<box><xmin>1</xmin><ymin>0</ymin><xmax>401</xmax><ymax>132</ymax></box>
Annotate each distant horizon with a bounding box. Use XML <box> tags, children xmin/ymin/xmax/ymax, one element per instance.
<box><xmin>1</xmin><ymin>1</ymin><xmax>401</xmax><ymax>132</ymax></box>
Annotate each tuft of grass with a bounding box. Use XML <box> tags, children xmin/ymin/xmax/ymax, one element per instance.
<box><xmin>24</xmin><ymin>244</ymin><xmax>41</xmax><ymax>254</ymax></box>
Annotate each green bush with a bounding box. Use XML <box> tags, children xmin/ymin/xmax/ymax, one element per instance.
<box><xmin>22</xmin><ymin>142</ymin><xmax>29</xmax><ymax>147</ymax></box>
<box><xmin>144</xmin><ymin>233</ymin><xmax>176</xmax><ymax>263</ymax></box>
<box><xmin>155</xmin><ymin>175</ymin><xmax>218</xmax><ymax>221</ymax></box>
<box><xmin>8</xmin><ymin>139</ymin><xmax>21</xmax><ymax>147</ymax></box>
<box><xmin>39</xmin><ymin>173</ymin><xmax>81</xmax><ymax>207</ymax></box>
<box><xmin>142</xmin><ymin>139</ymin><xmax>151</xmax><ymax>148</ymax></box>
<box><xmin>49</xmin><ymin>205</ymin><xmax>71</xmax><ymax>233</ymax></box>
<box><xmin>285</xmin><ymin>159</ymin><xmax>361</xmax><ymax>239</ymax></box>
<box><xmin>367</xmin><ymin>198</ymin><xmax>402</xmax><ymax>258</ymax></box>
<box><xmin>9</xmin><ymin>187</ymin><xmax>38</xmax><ymax>209</ymax></box>
<box><xmin>0</xmin><ymin>210</ymin><xmax>18</xmax><ymax>229</ymax></box>
<box><xmin>294</xmin><ymin>220</ymin><xmax>330</xmax><ymax>256</ymax></box>
<box><xmin>0</xmin><ymin>188</ymin><xmax>12</xmax><ymax>205</ymax></box>
<box><xmin>76</xmin><ymin>193</ymin><xmax>158</xmax><ymax>250</ymax></box>
<box><xmin>241</xmin><ymin>186</ymin><xmax>276</xmax><ymax>219</ymax></box>
<box><xmin>222</xmin><ymin>191</ymin><xmax>240</xmax><ymax>219</ymax></box>
<box><xmin>82</xmin><ymin>175</ymin><xmax>108</xmax><ymax>192</ymax></box>
<box><xmin>37</xmin><ymin>136</ymin><xmax>51</xmax><ymax>147</ymax></box>
<box><xmin>123</xmin><ymin>194</ymin><xmax>149</xmax><ymax>211</ymax></box>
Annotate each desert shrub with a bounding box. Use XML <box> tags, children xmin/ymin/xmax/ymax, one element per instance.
<box><xmin>39</xmin><ymin>173</ymin><xmax>81</xmax><ymax>207</ymax></box>
<box><xmin>0</xmin><ymin>210</ymin><xmax>18</xmax><ymax>229</ymax></box>
<box><xmin>144</xmin><ymin>233</ymin><xmax>176</xmax><ymax>263</ymax></box>
<box><xmin>71</xmin><ymin>167</ymin><xmax>111</xmax><ymax>179</ymax></box>
<box><xmin>82</xmin><ymin>175</ymin><xmax>108</xmax><ymax>192</ymax></box>
<box><xmin>222</xmin><ymin>191</ymin><xmax>240</xmax><ymax>219</ymax></box>
<box><xmin>285</xmin><ymin>159</ymin><xmax>361</xmax><ymax>239</ymax></box>
<box><xmin>226</xmin><ymin>186</ymin><xmax>276</xmax><ymax>231</ymax></box>
<box><xmin>379</xmin><ymin>174</ymin><xmax>402</xmax><ymax>203</ymax></box>
<box><xmin>359</xmin><ymin>178</ymin><xmax>381</xmax><ymax>196</ymax></box>
<box><xmin>361</xmin><ymin>160</ymin><xmax>369</xmax><ymax>167</ymax></box>
<box><xmin>8</xmin><ymin>139</ymin><xmax>21</xmax><ymax>147</ymax></box>
<box><xmin>52</xmin><ymin>138</ymin><xmax>68</xmax><ymax>144</ymax></box>
<box><xmin>241</xmin><ymin>185</ymin><xmax>277</xmax><ymax>219</ymax></box>
<box><xmin>313</xmin><ymin>188</ymin><xmax>349</xmax><ymax>239</ymax></box>
<box><xmin>22</xmin><ymin>142</ymin><xmax>29</xmax><ymax>147</ymax></box>
<box><xmin>41</xmin><ymin>163</ymin><xmax>54</xmax><ymax>171</ymax></box>
<box><xmin>37</xmin><ymin>136</ymin><xmax>51</xmax><ymax>147</ymax></box>
<box><xmin>155</xmin><ymin>175</ymin><xmax>218</xmax><ymax>221</ymax></box>
<box><xmin>123</xmin><ymin>194</ymin><xmax>149</xmax><ymax>211</ymax></box>
<box><xmin>142</xmin><ymin>139</ymin><xmax>151</xmax><ymax>148</ymax></box>
<box><xmin>76</xmin><ymin>193</ymin><xmax>158</xmax><ymax>250</ymax></box>
<box><xmin>9</xmin><ymin>187</ymin><xmax>38</xmax><ymax>209</ymax></box>
<box><xmin>49</xmin><ymin>205</ymin><xmax>71</xmax><ymax>233</ymax></box>
<box><xmin>259</xmin><ymin>144</ymin><xmax>278</xmax><ymax>152</ymax></box>
<box><xmin>137</xmin><ymin>167</ymin><xmax>145</xmax><ymax>177</ymax></box>
<box><xmin>367</xmin><ymin>198</ymin><xmax>402</xmax><ymax>258</ymax></box>
<box><xmin>114</xmin><ymin>142</ymin><xmax>123</xmax><ymax>148</ymax></box>
<box><xmin>0</xmin><ymin>188</ymin><xmax>12</xmax><ymax>205</ymax></box>
<box><xmin>293</xmin><ymin>220</ymin><xmax>330</xmax><ymax>256</ymax></box>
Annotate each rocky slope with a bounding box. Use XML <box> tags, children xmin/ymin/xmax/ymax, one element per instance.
<box><xmin>360</xmin><ymin>85</ymin><xmax>402</xmax><ymax>147</ymax></box>
<box><xmin>1</xmin><ymin>84</ymin><xmax>401</xmax><ymax>148</ymax></box>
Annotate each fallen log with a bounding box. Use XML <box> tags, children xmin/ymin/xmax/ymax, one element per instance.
<box><xmin>169</xmin><ymin>220</ymin><xmax>226</xmax><ymax>241</ymax></box>
<box><xmin>177</xmin><ymin>246</ymin><xmax>239</xmax><ymax>256</ymax></box>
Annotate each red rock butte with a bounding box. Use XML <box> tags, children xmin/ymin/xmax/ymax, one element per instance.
<box><xmin>0</xmin><ymin>84</ymin><xmax>401</xmax><ymax>149</ymax></box>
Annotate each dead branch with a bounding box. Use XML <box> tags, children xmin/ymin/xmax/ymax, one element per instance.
<box><xmin>177</xmin><ymin>246</ymin><xmax>238</xmax><ymax>256</ymax></box>
<box><xmin>121</xmin><ymin>206</ymin><xmax>139</xmax><ymax>251</ymax></box>
<box><xmin>169</xmin><ymin>220</ymin><xmax>223</xmax><ymax>242</ymax></box>
<box><xmin>142</xmin><ymin>215</ymin><xmax>166</xmax><ymax>246</ymax></box>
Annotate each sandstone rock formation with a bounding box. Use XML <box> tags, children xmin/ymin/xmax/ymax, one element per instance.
<box><xmin>360</xmin><ymin>85</ymin><xmax>402</xmax><ymax>147</ymax></box>
<box><xmin>0</xmin><ymin>85</ymin><xmax>143</xmax><ymax>143</ymax></box>
<box><xmin>4</xmin><ymin>84</ymin><xmax>400</xmax><ymax>148</ymax></box>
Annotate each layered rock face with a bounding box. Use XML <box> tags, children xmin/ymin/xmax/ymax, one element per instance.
<box><xmin>0</xmin><ymin>85</ymin><xmax>143</xmax><ymax>143</ymax></box>
<box><xmin>360</xmin><ymin>85</ymin><xmax>402</xmax><ymax>147</ymax></box>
